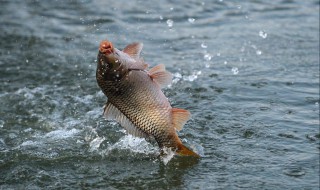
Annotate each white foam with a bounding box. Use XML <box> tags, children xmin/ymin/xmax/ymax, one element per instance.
<box><xmin>72</xmin><ymin>94</ymin><xmax>94</xmax><ymax>105</ymax></box>
<box><xmin>88</xmin><ymin>136</ymin><xmax>105</xmax><ymax>152</ymax></box>
<box><xmin>20</xmin><ymin>140</ymin><xmax>40</xmax><ymax>147</ymax></box>
<box><xmin>105</xmin><ymin>135</ymin><xmax>158</xmax><ymax>155</ymax></box>
<box><xmin>86</xmin><ymin>107</ymin><xmax>103</xmax><ymax>119</ymax></box>
<box><xmin>160</xmin><ymin>147</ymin><xmax>175</xmax><ymax>165</ymax></box>
<box><xmin>44</xmin><ymin>128</ymin><xmax>79</xmax><ymax>140</ymax></box>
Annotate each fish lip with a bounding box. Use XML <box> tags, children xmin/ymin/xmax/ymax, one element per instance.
<box><xmin>99</xmin><ymin>40</ymin><xmax>114</xmax><ymax>55</ymax></box>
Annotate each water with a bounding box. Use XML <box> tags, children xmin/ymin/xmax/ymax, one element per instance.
<box><xmin>0</xmin><ymin>0</ymin><xmax>319</xmax><ymax>189</ymax></box>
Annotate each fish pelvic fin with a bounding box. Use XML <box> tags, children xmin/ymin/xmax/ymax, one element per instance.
<box><xmin>172</xmin><ymin>108</ymin><xmax>191</xmax><ymax>131</ymax></box>
<box><xmin>177</xmin><ymin>143</ymin><xmax>200</xmax><ymax>158</ymax></box>
<box><xmin>148</xmin><ymin>64</ymin><xmax>173</xmax><ymax>88</ymax></box>
<box><xmin>103</xmin><ymin>102</ymin><xmax>149</xmax><ymax>139</ymax></box>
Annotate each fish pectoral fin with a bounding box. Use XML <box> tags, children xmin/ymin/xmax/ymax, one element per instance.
<box><xmin>123</xmin><ymin>42</ymin><xmax>143</xmax><ymax>60</ymax></box>
<box><xmin>103</xmin><ymin>102</ymin><xmax>149</xmax><ymax>139</ymax></box>
<box><xmin>171</xmin><ymin>108</ymin><xmax>191</xmax><ymax>131</ymax></box>
<box><xmin>148</xmin><ymin>64</ymin><xmax>173</xmax><ymax>88</ymax></box>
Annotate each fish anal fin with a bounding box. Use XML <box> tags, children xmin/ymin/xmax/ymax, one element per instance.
<box><xmin>171</xmin><ymin>108</ymin><xmax>191</xmax><ymax>131</ymax></box>
<box><xmin>123</xmin><ymin>42</ymin><xmax>143</xmax><ymax>60</ymax></box>
<box><xmin>148</xmin><ymin>64</ymin><xmax>172</xmax><ymax>88</ymax></box>
<box><xmin>103</xmin><ymin>102</ymin><xmax>149</xmax><ymax>139</ymax></box>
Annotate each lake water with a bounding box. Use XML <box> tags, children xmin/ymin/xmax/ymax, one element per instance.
<box><xmin>0</xmin><ymin>0</ymin><xmax>319</xmax><ymax>189</ymax></box>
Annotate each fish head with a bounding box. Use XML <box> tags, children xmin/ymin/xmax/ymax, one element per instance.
<box><xmin>97</xmin><ymin>40</ymin><xmax>128</xmax><ymax>81</ymax></box>
<box><xmin>98</xmin><ymin>40</ymin><xmax>121</xmax><ymax>70</ymax></box>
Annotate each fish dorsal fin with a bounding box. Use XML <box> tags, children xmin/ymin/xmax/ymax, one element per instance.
<box><xmin>103</xmin><ymin>102</ymin><xmax>149</xmax><ymax>138</ymax></box>
<box><xmin>148</xmin><ymin>64</ymin><xmax>173</xmax><ymax>88</ymax></box>
<box><xmin>171</xmin><ymin>108</ymin><xmax>191</xmax><ymax>131</ymax></box>
<box><xmin>123</xmin><ymin>42</ymin><xmax>143</xmax><ymax>60</ymax></box>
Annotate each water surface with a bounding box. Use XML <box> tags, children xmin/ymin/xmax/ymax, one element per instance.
<box><xmin>0</xmin><ymin>0</ymin><xmax>319</xmax><ymax>189</ymax></box>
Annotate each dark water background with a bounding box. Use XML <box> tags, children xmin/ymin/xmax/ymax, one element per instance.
<box><xmin>0</xmin><ymin>0</ymin><xmax>319</xmax><ymax>189</ymax></box>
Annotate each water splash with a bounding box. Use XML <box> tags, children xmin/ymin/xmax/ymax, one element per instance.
<box><xmin>203</xmin><ymin>53</ymin><xmax>212</xmax><ymax>61</ymax></box>
<box><xmin>89</xmin><ymin>136</ymin><xmax>105</xmax><ymax>152</ymax></box>
<box><xmin>259</xmin><ymin>30</ymin><xmax>268</xmax><ymax>39</ymax></box>
<box><xmin>201</xmin><ymin>43</ymin><xmax>207</xmax><ymax>49</ymax></box>
<box><xmin>250</xmin><ymin>44</ymin><xmax>262</xmax><ymax>55</ymax></box>
<box><xmin>188</xmin><ymin>18</ymin><xmax>195</xmax><ymax>23</ymax></box>
<box><xmin>160</xmin><ymin>147</ymin><xmax>175</xmax><ymax>165</ymax></box>
<box><xmin>103</xmin><ymin>135</ymin><xmax>158</xmax><ymax>156</ymax></box>
<box><xmin>171</xmin><ymin>71</ymin><xmax>202</xmax><ymax>84</ymax></box>
<box><xmin>232</xmin><ymin>67</ymin><xmax>239</xmax><ymax>75</ymax></box>
<box><xmin>45</xmin><ymin>128</ymin><xmax>80</xmax><ymax>140</ymax></box>
<box><xmin>183</xmin><ymin>71</ymin><xmax>202</xmax><ymax>82</ymax></box>
<box><xmin>166</xmin><ymin>19</ymin><xmax>173</xmax><ymax>28</ymax></box>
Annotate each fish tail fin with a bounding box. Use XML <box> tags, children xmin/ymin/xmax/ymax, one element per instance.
<box><xmin>176</xmin><ymin>143</ymin><xmax>200</xmax><ymax>158</ymax></box>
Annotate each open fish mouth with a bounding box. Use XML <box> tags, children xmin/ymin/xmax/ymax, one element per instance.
<box><xmin>99</xmin><ymin>40</ymin><xmax>114</xmax><ymax>55</ymax></box>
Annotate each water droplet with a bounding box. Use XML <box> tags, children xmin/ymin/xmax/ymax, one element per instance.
<box><xmin>259</xmin><ymin>30</ymin><xmax>268</xmax><ymax>38</ymax></box>
<box><xmin>204</xmin><ymin>53</ymin><xmax>212</xmax><ymax>61</ymax></box>
<box><xmin>201</xmin><ymin>43</ymin><xmax>207</xmax><ymax>48</ymax></box>
<box><xmin>216</xmin><ymin>52</ymin><xmax>221</xmax><ymax>56</ymax></box>
<box><xmin>188</xmin><ymin>18</ymin><xmax>195</xmax><ymax>23</ymax></box>
<box><xmin>26</xmin><ymin>59</ymin><xmax>29</xmax><ymax>63</ymax></box>
<box><xmin>170</xmin><ymin>7</ymin><xmax>174</xmax><ymax>11</ymax></box>
<box><xmin>256</xmin><ymin>50</ymin><xmax>262</xmax><ymax>55</ymax></box>
<box><xmin>166</xmin><ymin>19</ymin><xmax>173</xmax><ymax>28</ymax></box>
<box><xmin>237</xmin><ymin>5</ymin><xmax>242</xmax><ymax>9</ymax></box>
<box><xmin>232</xmin><ymin>67</ymin><xmax>239</xmax><ymax>75</ymax></box>
<box><xmin>183</xmin><ymin>71</ymin><xmax>202</xmax><ymax>82</ymax></box>
<box><xmin>224</xmin><ymin>61</ymin><xmax>228</xmax><ymax>65</ymax></box>
<box><xmin>159</xmin><ymin>15</ymin><xmax>163</xmax><ymax>20</ymax></box>
<box><xmin>205</xmin><ymin>63</ymin><xmax>210</xmax><ymax>68</ymax></box>
<box><xmin>0</xmin><ymin>120</ymin><xmax>4</xmax><ymax>128</ymax></box>
<box><xmin>315</xmin><ymin>102</ymin><xmax>319</xmax><ymax>106</ymax></box>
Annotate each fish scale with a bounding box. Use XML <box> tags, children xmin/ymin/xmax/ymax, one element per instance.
<box><xmin>99</xmin><ymin>70</ymin><xmax>174</xmax><ymax>147</ymax></box>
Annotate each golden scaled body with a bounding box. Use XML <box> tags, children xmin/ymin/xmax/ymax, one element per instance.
<box><xmin>96</xmin><ymin>39</ymin><xmax>199</xmax><ymax>157</ymax></box>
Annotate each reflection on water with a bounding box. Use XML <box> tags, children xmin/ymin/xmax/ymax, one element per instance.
<box><xmin>0</xmin><ymin>0</ymin><xmax>319</xmax><ymax>189</ymax></box>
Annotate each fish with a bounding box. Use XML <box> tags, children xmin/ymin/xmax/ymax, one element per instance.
<box><xmin>96</xmin><ymin>39</ymin><xmax>199</xmax><ymax>158</ymax></box>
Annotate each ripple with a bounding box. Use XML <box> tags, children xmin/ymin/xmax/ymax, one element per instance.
<box><xmin>278</xmin><ymin>133</ymin><xmax>299</xmax><ymax>139</ymax></box>
<box><xmin>283</xmin><ymin>166</ymin><xmax>306</xmax><ymax>177</ymax></box>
